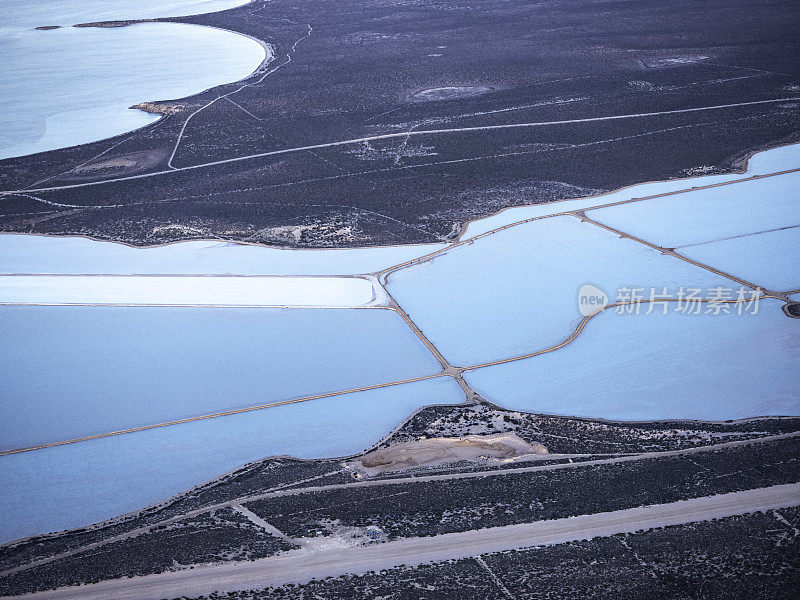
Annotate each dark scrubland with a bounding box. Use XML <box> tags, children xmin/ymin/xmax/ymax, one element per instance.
<box><xmin>0</xmin><ymin>508</ymin><xmax>295</xmax><ymax>596</ymax></box>
<box><xmin>2</xmin><ymin>407</ymin><xmax>796</xmax><ymax>596</ymax></box>
<box><xmin>245</xmin><ymin>436</ymin><xmax>800</xmax><ymax>539</ymax></box>
<box><xmin>192</xmin><ymin>508</ymin><xmax>800</xmax><ymax>599</ymax></box>
<box><xmin>388</xmin><ymin>404</ymin><xmax>800</xmax><ymax>453</ymax></box>
<box><xmin>1</xmin><ymin>0</ymin><xmax>799</xmax><ymax>246</ymax></box>
<box><xmin>0</xmin><ymin>457</ymin><xmax>342</xmax><ymax>573</ymax></box>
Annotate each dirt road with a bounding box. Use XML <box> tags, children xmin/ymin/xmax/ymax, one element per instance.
<box><xmin>8</xmin><ymin>483</ymin><xmax>799</xmax><ymax>600</ymax></box>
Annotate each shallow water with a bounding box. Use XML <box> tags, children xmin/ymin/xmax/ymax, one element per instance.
<box><xmin>1</xmin><ymin>137</ymin><xmax>798</xmax><ymax>543</ymax></box>
<box><xmin>465</xmin><ymin>300</ymin><xmax>800</xmax><ymax>421</ymax></box>
<box><xmin>460</xmin><ymin>143</ymin><xmax>800</xmax><ymax>239</ymax></box>
<box><xmin>0</xmin><ymin>306</ymin><xmax>442</xmax><ymax>449</ymax></box>
<box><xmin>588</xmin><ymin>170</ymin><xmax>800</xmax><ymax>248</ymax></box>
<box><xmin>680</xmin><ymin>227</ymin><xmax>800</xmax><ymax>293</ymax></box>
<box><xmin>387</xmin><ymin>215</ymin><xmax>731</xmax><ymax>366</ymax></box>
<box><xmin>0</xmin><ymin>1</ymin><xmax>264</xmax><ymax>158</ymax></box>
<box><xmin>0</xmin><ymin>274</ymin><xmax>374</xmax><ymax>306</ymax></box>
<box><xmin>4</xmin><ymin>0</ymin><xmax>252</xmax><ymax>27</ymax></box>
<box><xmin>0</xmin><ymin>234</ymin><xmax>446</xmax><ymax>275</ymax></box>
<box><xmin>0</xmin><ymin>377</ymin><xmax>465</xmax><ymax>543</ymax></box>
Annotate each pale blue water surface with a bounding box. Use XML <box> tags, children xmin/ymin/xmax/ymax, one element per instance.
<box><xmin>0</xmin><ymin>234</ymin><xmax>446</xmax><ymax>276</ymax></box>
<box><xmin>0</xmin><ymin>377</ymin><xmax>465</xmax><ymax>542</ymax></box>
<box><xmin>0</xmin><ymin>0</ymin><xmax>264</xmax><ymax>158</ymax></box>
<box><xmin>464</xmin><ymin>300</ymin><xmax>800</xmax><ymax>421</ymax></box>
<box><xmin>0</xmin><ymin>306</ymin><xmax>442</xmax><ymax>450</ymax></box>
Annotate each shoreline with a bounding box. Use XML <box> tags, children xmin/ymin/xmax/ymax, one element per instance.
<box><xmin>2</xmin><ymin>0</ymin><xmax>797</xmax><ymax>249</ymax></box>
<box><xmin>3</xmin><ymin>406</ymin><xmax>797</xmax><ymax>547</ymax></box>
<box><xmin>2</xmin><ymin>139</ymin><xmax>797</xmax><ymax>255</ymax></box>
<box><xmin>0</xmin><ymin>1</ymin><xmax>270</xmax><ymax>161</ymax></box>
<box><xmin>123</xmin><ymin>20</ymin><xmax>275</xmax><ymax>117</ymax></box>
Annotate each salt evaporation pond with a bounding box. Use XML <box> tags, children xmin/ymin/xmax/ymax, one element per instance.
<box><xmin>587</xmin><ymin>170</ymin><xmax>800</xmax><ymax>248</ymax></box>
<box><xmin>387</xmin><ymin>215</ymin><xmax>731</xmax><ymax>366</ymax></box>
<box><xmin>460</xmin><ymin>143</ymin><xmax>800</xmax><ymax>239</ymax></box>
<box><xmin>0</xmin><ymin>275</ymin><xmax>375</xmax><ymax>306</ymax></box>
<box><xmin>464</xmin><ymin>300</ymin><xmax>800</xmax><ymax>421</ymax></box>
<box><xmin>0</xmin><ymin>377</ymin><xmax>465</xmax><ymax>543</ymax></box>
<box><xmin>2</xmin><ymin>142</ymin><xmax>798</xmax><ymax>542</ymax></box>
<box><xmin>679</xmin><ymin>227</ymin><xmax>800</xmax><ymax>293</ymax></box>
<box><xmin>0</xmin><ymin>234</ymin><xmax>445</xmax><ymax>276</ymax></box>
<box><xmin>0</xmin><ymin>306</ymin><xmax>442</xmax><ymax>450</ymax></box>
<box><xmin>1</xmin><ymin>0</ymin><xmax>264</xmax><ymax>158</ymax></box>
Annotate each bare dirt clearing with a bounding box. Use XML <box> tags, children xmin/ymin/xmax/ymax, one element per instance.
<box><xmin>349</xmin><ymin>433</ymin><xmax>548</xmax><ymax>475</ymax></box>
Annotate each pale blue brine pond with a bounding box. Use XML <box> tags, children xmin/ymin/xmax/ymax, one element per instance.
<box><xmin>465</xmin><ymin>300</ymin><xmax>800</xmax><ymax>421</ymax></box>
<box><xmin>0</xmin><ymin>0</ymin><xmax>264</xmax><ymax>158</ymax></box>
<box><xmin>0</xmin><ymin>377</ymin><xmax>465</xmax><ymax>543</ymax></box>
<box><xmin>0</xmin><ymin>306</ymin><xmax>443</xmax><ymax>450</ymax></box>
<box><xmin>0</xmin><ymin>234</ymin><xmax>447</xmax><ymax>276</ymax></box>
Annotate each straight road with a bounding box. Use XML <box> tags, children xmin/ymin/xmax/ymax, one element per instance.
<box><xmin>9</xmin><ymin>483</ymin><xmax>799</xmax><ymax>600</ymax></box>
<box><xmin>4</xmin><ymin>429</ymin><xmax>796</xmax><ymax>578</ymax></box>
<box><xmin>6</xmin><ymin>97</ymin><xmax>797</xmax><ymax>195</ymax></box>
